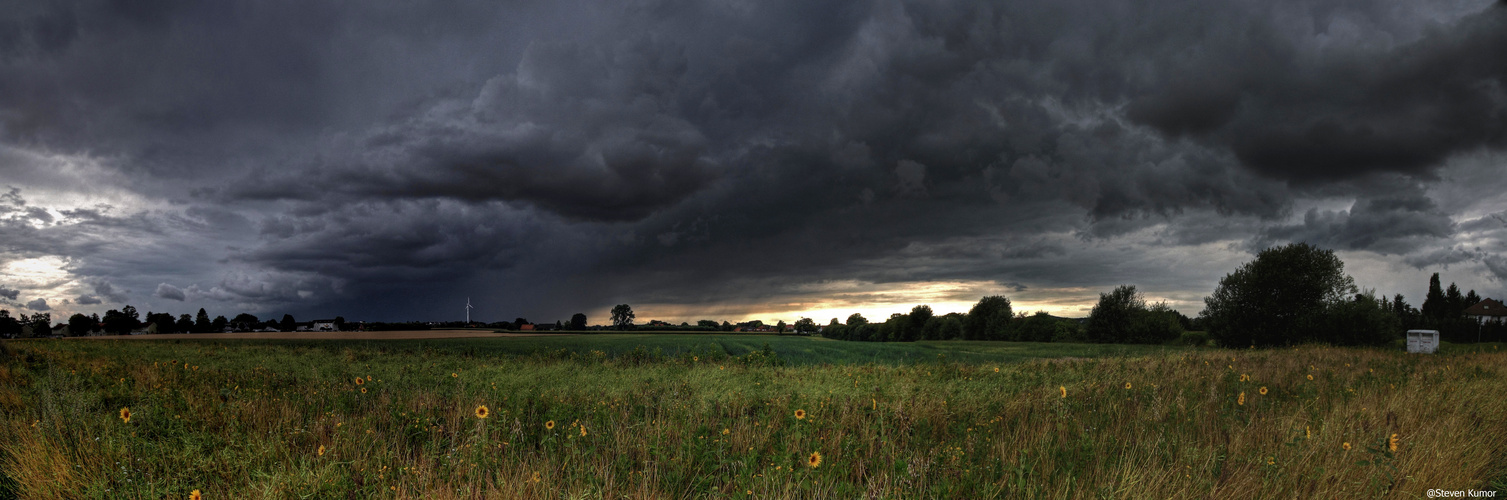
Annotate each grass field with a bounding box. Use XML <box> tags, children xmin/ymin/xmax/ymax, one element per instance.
<box><xmin>1</xmin><ymin>335</ymin><xmax>1504</xmax><ymax>498</ymax></box>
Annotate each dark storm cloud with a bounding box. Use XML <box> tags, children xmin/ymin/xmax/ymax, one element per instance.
<box><xmin>25</xmin><ymin>298</ymin><xmax>49</xmax><ymax>311</ymax></box>
<box><xmin>1127</xmin><ymin>2</ymin><xmax>1507</xmax><ymax>182</ymax></box>
<box><xmin>1256</xmin><ymin>190</ymin><xmax>1456</xmax><ymax>254</ymax></box>
<box><xmin>2</xmin><ymin>0</ymin><xmax>1505</xmax><ymax>320</ymax></box>
<box><xmin>75</xmin><ymin>294</ymin><xmax>101</xmax><ymax>305</ymax></box>
<box><xmin>154</xmin><ymin>283</ymin><xmax>185</xmax><ymax>301</ymax></box>
<box><xmin>0</xmin><ymin>287</ymin><xmax>17</xmax><ymax>300</ymax></box>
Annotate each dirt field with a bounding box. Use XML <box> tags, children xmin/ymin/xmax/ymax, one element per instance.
<box><xmin>72</xmin><ymin>329</ymin><xmax>569</xmax><ymax>340</ymax></box>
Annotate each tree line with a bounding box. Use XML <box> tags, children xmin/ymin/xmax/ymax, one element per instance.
<box><xmin>823</xmin><ymin>243</ymin><xmax>1500</xmax><ymax>348</ymax></box>
<box><xmin>0</xmin><ymin>306</ymin><xmax>337</xmax><ymax>337</ymax></box>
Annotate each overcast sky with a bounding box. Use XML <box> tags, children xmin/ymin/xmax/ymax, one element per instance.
<box><xmin>2</xmin><ymin>0</ymin><xmax>1506</xmax><ymax>325</ymax></box>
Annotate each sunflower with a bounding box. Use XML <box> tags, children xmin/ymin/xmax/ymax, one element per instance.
<box><xmin>1342</xmin><ymin>442</ymin><xmax>1351</xmax><ymax>451</ymax></box>
<box><xmin>360</xmin><ymin>387</ymin><xmax>367</xmax><ymax>394</ymax></box>
<box><xmin>1124</xmin><ymin>382</ymin><xmax>1132</xmax><ymax>390</ymax></box>
<box><xmin>190</xmin><ymin>490</ymin><xmax>202</xmax><ymax>500</ymax></box>
<box><xmin>1388</xmin><ymin>433</ymin><xmax>1398</xmax><ymax>452</ymax></box>
<box><xmin>794</xmin><ymin>409</ymin><xmax>806</xmax><ymax>420</ymax></box>
<box><xmin>993</xmin><ymin>367</ymin><xmax>999</xmax><ymax>373</ymax></box>
<box><xmin>1305</xmin><ymin>426</ymin><xmax>1311</xmax><ymax>439</ymax></box>
<box><xmin>318</xmin><ymin>445</ymin><xmax>326</xmax><ymax>456</ymax></box>
<box><xmin>354</xmin><ymin>377</ymin><xmax>364</xmax><ymax>385</ymax></box>
<box><xmin>808</xmin><ymin>451</ymin><xmax>822</xmax><ymax>468</ymax></box>
<box><xmin>1238</xmin><ymin>392</ymin><xmax>1245</xmax><ymax>405</ymax></box>
<box><xmin>545</xmin><ymin>420</ymin><xmax>555</xmax><ymax>430</ymax></box>
<box><xmin>120</xmin><ymin>407</ymin><xmax>132</xmax><ymax>424</ymax></box>
<box><xmin>1258</xmin><ymin>386</ymin><xmax>1268</xmax><ymax>395</ymax></box>
<box><xmin>451</xmin><ymin>373</ymin><xmax>458</xmax><ymax>378</ymax></box>
<box><xmin>475</xmin><ymin>405</ymin><xmax>490</xmax><ymax>419</ymax></box>
<box><xmin>1306</xmin><ymin>374</ymin><xmax>1313</xmax><ymax>381</ymax></box>
<box><xmin>1059</xmin><ymin>386</ymin><xmax>1067</xmax><ymax>398</ymax></box>
<box><xmin>580</xmin><ymin>425</ymin><xmax>587</xmax><ymax>437</ymax></box>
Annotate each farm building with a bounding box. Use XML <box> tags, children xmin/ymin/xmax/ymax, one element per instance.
<box><xmin>1463</xmin><ymin>298</ymin><xmax>1507</xmax><ymax>325</ymax></box>
<box><xmin>312</xmin><ymin>319</ymin><xmax>337</xmax><ymax>331</ymax></box>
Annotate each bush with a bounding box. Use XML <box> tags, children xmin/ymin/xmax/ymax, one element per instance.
<box><xmin>1178</xmin><ymin>331</ymin><xmax>1209</xmax><ymax>346</ymax></box>
<box><xmin>1325</xmin><ymin>293</ymin><xmax>1402</xmax><ymax>346</ymax></box>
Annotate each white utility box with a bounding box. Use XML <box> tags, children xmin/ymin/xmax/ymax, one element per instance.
<box><xmin>1405</xmin><ymin>329</ymin><xmax>1440</xmax><ymax>354</ymax></box>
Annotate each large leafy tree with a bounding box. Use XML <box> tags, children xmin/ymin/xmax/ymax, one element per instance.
<box><xmin>68</xmin><ymin>313</ymin><xmax>94</xmax><ymax>336</ymax></box>
<box><xmin>610</xmin><ymin>304</ymin><xmax>635</xmax><ymax>330</ymax></box>
<box><xmin>1202</xmin><ymin>243</ymin><xmax>1357</xmax><ymax>347</ymax></box>
<box><xmin>0</xmin><ymin>310</ymin><xmax>19</xmax><ymax>337</ymax></box>
<box><xmin>26</xmin><ymin>312</ymin><xmax>51</xmax><ymax>336</ymax></box>
<box><xmin>103</xmin><ymin>308</ymin><xmax>138</xmax><ymax>335</ymax></box>
<box><xmin>964</xmin><ymin>296</ymin><xmax>1013</xmax><ymax>340</ymax></box>
<box><xmin>279</xmin><ymin>314</ymin><xmax>296</xmax><ymax>332</ymax></box>
<box><xmin>570</xmin><ymin>313</ymin><xmax>588</xmax><ymax>330</ymax></box>
<box><xmin>231</xmin><ymin>313</ymin><xmax>260</xmax><ymax>331</ymax></box>
<box><xmin>903</xmin><ymin>305</ymin><xmax>933</xmax><ymax>342</ymax></box>
<box><xmin>792</xmin><ymin>317</ymin><xmax>817</xmax><ymax>333</ymax></box>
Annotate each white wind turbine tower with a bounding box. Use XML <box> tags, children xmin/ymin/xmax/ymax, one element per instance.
<box><xmin>466</xmin><ymin>297</ymin><xmax>474</xmax><ymax>324</ymax></box>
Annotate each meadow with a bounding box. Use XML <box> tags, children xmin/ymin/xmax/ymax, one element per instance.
<box><xmin>0</xmin><ymin>335</ymin><xmax>1503</xmax><ymax>499</ymax></box>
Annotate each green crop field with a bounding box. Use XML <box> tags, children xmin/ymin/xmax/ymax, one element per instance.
<box><xmin>0</xmin><ymin>336</ymin><xmax>1503</xmax><ymax>499</ymax></box>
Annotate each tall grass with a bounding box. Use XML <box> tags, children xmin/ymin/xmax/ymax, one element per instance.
<box><xmin>1</xmin><ymin>339</ymin><xmax>1503</xmax><ymax>498</ymax></box>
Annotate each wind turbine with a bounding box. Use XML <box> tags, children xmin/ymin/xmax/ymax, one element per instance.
<box><xmin>466</xmin><ymin>297</ymin><xmax>474</xmax><ymax>325</ymax></box>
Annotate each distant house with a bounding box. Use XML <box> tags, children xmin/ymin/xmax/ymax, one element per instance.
<box><xmin>312</xmin><ymin>319</ymin><xmax>337</xmax><ymax>332</ymax></box>
<box><xmin>51</xmin><ymin>323</ymin><xmax>69</xmax><ymax>337</ymax></box>
<box><xmin>130</xmin><ymin>322</ymin><xmax>158</xmax><ymax>335</ymax></box>
<box><xmin>518</xmin><ymin>323</ymin><xmax>535</xmax><ymax>331</ymax></box>
<box><xmin>1463</xmin><ymin>299</ymin><xmax>1507</xmax><ymax>325</ymax></box>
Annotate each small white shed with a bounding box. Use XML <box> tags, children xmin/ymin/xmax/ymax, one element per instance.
<box><xmin>1405</xmin><ymin>329</ymin><xmax>1440</xmax><ymax>354</ymax></box>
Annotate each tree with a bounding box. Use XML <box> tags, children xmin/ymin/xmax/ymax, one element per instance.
<box><xmin>68</xmin><ymin>313</ymin><xmax>94</xmax><ymax>336</ymax></box>
<box><xmin>176</xmin><ymin>314</ymin><xmax>194</xmax><ymax>333</ymax></box>
<box><xmin>775</xmin><ymin>320</ymin><xmax>787</xmax><ymax>334</ymax></box>
<box><xmin>964</xmin><ymin>296</ymin><xmax>1013</xmax><ymax>340</ymax></box>
<box><xmin>1202</xmin><ymin>243</ymin><xmax>1359</xmax><ymax>347</ymax></box>
<box><xmin>0</xmin><ymin>310</ymin><xmax>19</xmax><ymax>337</ymax></box>
<box><xmin>610</xmin><ymin>304</ymin><xmax>635</xmax><ymax>330</ymax></box>
<box><xmin>793</xmin><ymin>317</ymin><xmax>817</xmax><ymax>334</ymax></box>
<box><xmin>147</xmin><ymin>312</ymin><xmax>175</xmax><ymax>333</ymax></box>
<box><xmin>26</xmin><ymin>312</ymin><xmax>51</xmax><ymax>337</ymax></box>
<box><xmin>1086</xmin><ymin>286</ymin><xmax>1153</xmax><ymax>343</ymax></box>
<box><xmin>334</xmin><ymin>316</ymin><xmax>347</xmax><ymax>331</ymax></box>
<box><xmin>103</xmin><ymin>309</ymin><xmax>137</xmax><ymax>335</ymax></box>
<box><xmin>1422</xmin><ymin>273</ymin><xmax>1445</xmax><ymax>320</ymax></box>
<box><xmin>195</xmin><ymin>308</ymin><xmax>211</xmax><ymax>333</ymax></box>
<box><xmin>901</xmin><ymin>305</ymin><xmax>933</xmax><ymax>342</ymax></box>
<box><xmin>1326</xmin><ymin>292</ymin><xmax>1401</xmax><ymax>346</ymax></box>
<box><xmin>846</xmin><ymin>313</ymin><xmax>868</xmax><ymax>326</ymax></box>
<box><xmin>279</xmin><ymin>314</ymin><xmax>296</xmax><ymax>332</ymax></box>
<box><xmin>570</xmin><ymin>313</ymin><xmax>588</xmax><ymax>330</ymax></box>
<box><xmin>211</xmin><ymin>315</ymin><xmax>228</xmax><ymax>332</ymax></box>
<box><xmin>231</xmin><ymin>313</ymin><xmax>259</xmax><ymax>331</ymax></box>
